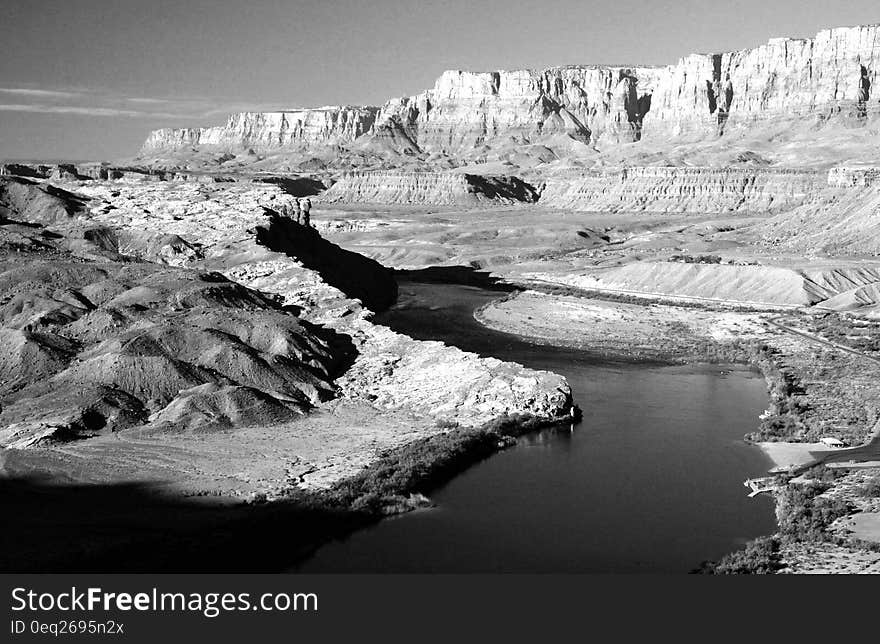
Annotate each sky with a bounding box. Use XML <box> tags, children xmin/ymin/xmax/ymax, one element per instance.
<box><xmin>1</xmin><ymin>0</ymin><xmax>877</xmax><ymax>160</ymax></box>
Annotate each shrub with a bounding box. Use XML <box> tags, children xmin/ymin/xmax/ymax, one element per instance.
<box><xmin>800</xmin><ymin>464</ymin><xmax>846</xmax><ymax>483</ymax></box>
<box><xmin>318</xmin><ymin>413</ymin><xmax>556</xmax><ymax>515</ymax></box>
<box><xmin>858</xmin><ymin>476</ymin><xmax>880</xmax><ymax>498</ymax></box>
<box><xmin>745</xmin><ymin>343</ymin><xmax>808</xmax><ymax>442</ymax></box>
<box><xmin>777</xmin><ymin>482</ymin><xmax>851</xmax><ymax>542</ymax></box>
<box><xmin>694</xmin><ymin>537</ymin><xmax>782</xmax><ymax>574</ymax></box>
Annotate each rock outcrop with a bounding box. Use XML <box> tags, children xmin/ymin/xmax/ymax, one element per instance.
<box><xmin>323</xmin><ymin>171</ymin><xmax>539</xmax><ymax>205</ymax></box>
<box><xmin>638</xmin><ymin>27</ymin><xmax>880</xmax><ymax>140</ymax></box>
<box><xmin>140</xmin><ymin>107</ymin><xmax>380</xmax><ymax>154</ymax></box>
<box><xmin>540</xmin><ymin>167</ymin><xmax>820</xmax><ymax>213</ymax></box>
<box><xmin>254</xmin><ymin>215</ymin><xmax>398</xmax><ymax>312</ymax></box>
<box><xmin>0</xmin><ymin>184</ymin><xmax>364</xmax><ymax>450</ymax></box>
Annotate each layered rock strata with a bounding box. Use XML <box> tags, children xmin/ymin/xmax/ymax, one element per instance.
<box><xmin>141</xmin><ymin>107</ymin><xmax>379</xmax><ymax>154</ymax></box>
<box><xmin>540</xmin><ymin>168</ymin><xmax>821</xmax><ymax>213</ymax></box>
<box><xmin>323</xmin><ymin>171</ymin><xmax>539</xmax><ymax>205</ymax></box>
<box><xmin>371</xmin><ymin>67</ymin><xmax>662</xmax><ymax>152</ymax></box>
<box><xmin>140</xmin><ymin>24</ymin><xmax>880</xmax><ymax>161</ymax></box>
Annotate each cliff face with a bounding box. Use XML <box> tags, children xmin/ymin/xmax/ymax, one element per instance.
<box><xmin>139</xmin><ymin>24</ymin><xmax>880</xmax><ymax>165</ymax></box>
<box><xmin>375</xmin><ymin>25</ymin><xmax>880</xmax><ymax>153</ymax></box>
<box><xmin>540</xmin><ymin>168</ymin><xmax>821</xmax><ymax>213</ymax></box>
<box><xmin>141</xmin><ymin>106</ymin><xmax>379</xmax><ymax>154</ymax></box>
<box><xmin>644</xmin><ymin>25</ymin><xmax>880</xmax><ymax>139</ymax></box>
<box><xmin>371</xmin><ymin>66</ymin><xmax>664</xmax><ymax>152</ymax></box>
<box><xmin>323</xmin><ymin>171</ymin><xmax>539</xmax><ymax>205</ymax></box>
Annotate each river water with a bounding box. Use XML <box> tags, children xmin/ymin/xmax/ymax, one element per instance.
<box><xmin>297</xmin><ymin>279</ymin><xmax>776</xmax><ymax>572</ymax></box>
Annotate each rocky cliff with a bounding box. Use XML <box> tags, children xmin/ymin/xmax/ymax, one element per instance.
<box><xmin>370</xmin><ymin>66</ymin><xmax>664</xmax><ymax>152</ymax></box>
<box><xmin>140</xmin><ymin>106</ymin><xmax>380</xmax><ymax>154</ymax></box>
<box><xmin>323</xmin><ymin>171</ymin><xmax>539</xmax><ymax>205</ymax></box>
<box><xmin>139</xmin><ymin>24</ymin><xmax>880</xmax><ymax>166</ymax></box>
<box><xmin>375</xmin><ymin>25</ymin><xmax>880</xmax><ymax>154</ymax></box>
<box><xmin>635</xmin><ymin>26</ymin><xmax>879</xmax><ymax>141</ymax></box>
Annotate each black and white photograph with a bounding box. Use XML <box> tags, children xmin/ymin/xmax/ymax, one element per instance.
<box><xmin>2</xmin><ymin>2</ymin><xmax>880</xmax><ymax>630</ymax></box>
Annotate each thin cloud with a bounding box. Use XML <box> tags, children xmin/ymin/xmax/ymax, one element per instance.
<box><xmin>0</xmin><ymin>84</ymin><xmax>306</xmax><ymax>121</ymax></box>
<box><xmin>125</xmin><ymin>97</ymin><xmax>172</xmax><ymax>104</ymax></box>
<box><xmin>0</xmin><ymin>87</ymin><xmax>82</xmax><ymax>98</ymax></box>
<box><xmin>0</xmin><ymin>103</ymin><xmax>188</xmax><ymax>118</ymax></box>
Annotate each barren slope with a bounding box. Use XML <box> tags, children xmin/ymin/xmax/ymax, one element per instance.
<box><xmin>0</xmin><ymin>177</ymin><xmax>572</xmax><ymax>497</ymax></box>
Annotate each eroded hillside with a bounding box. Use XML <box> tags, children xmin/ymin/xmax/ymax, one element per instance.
<box><xmin>0</xmin><ymin>176</ymin><xmax>572</xmax><ymax>499</ymax></box>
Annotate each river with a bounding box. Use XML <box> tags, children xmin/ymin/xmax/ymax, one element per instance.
<box><xmin>296</xmin><ymin>278</ymin><xmax>776</xmax><ymax>572</ymax></box>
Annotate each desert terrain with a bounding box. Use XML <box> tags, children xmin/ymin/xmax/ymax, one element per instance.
<box><xmin>3</xmin><ymin>22</ymin><xmax>880</xmax><ymax>572</ymax></box>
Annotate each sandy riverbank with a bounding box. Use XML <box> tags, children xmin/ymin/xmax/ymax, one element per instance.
<box><xmin>474</xmin><ymin>289</ymin><xmax>768</xmax><ymax>362</ymax></box>
<box><xmin>474</xmin><ymin>290</ymin><xmax>869</xmax><ymax>471</ymax></box>
<box><xmin>756</xmin><ymin>442</ymin><xmax>828</xmax><ymax>470</ymax></box>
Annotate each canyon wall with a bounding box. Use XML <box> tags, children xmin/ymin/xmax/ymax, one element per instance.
<box><xmin>139</xmin><ymin>24</ymin><xmax>880</xmax><ymax>163</ymax></box>
<box><xmin>323</xmin><ymin>171</ymin><xmax>539</xmax><ymax>205</ymax></box>
<box><xmin>639</xmin><ymin>26</ymin><xmax>880</xmax><ymax>141</ymax></box>
<box><xmin>141</xmin><ymin>106</ymin><xmax>379</xmax><ymax>154</ymax></box>
<box><xmin>540</xmin><ymin>167</ymin><xmax>822</xmax><ymax>213</ymax></box>
<box><xmin>371</xmin><ymin>66</ymin><xmax>664</xmax><ymax>152</ymax></box>
<box><xmin>376</xmin><ymin>24</ymin><xmax>880</xmax><ymax>152</ymax></box>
